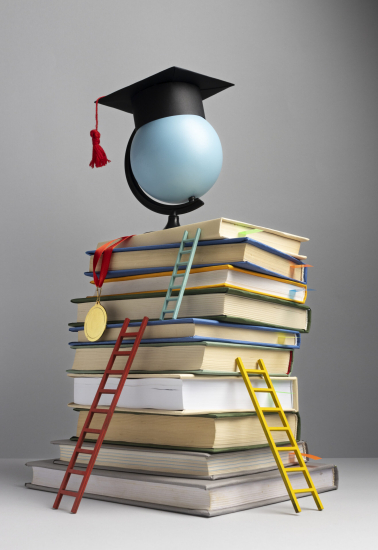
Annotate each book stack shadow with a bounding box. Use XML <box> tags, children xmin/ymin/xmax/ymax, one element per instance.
<box><xmin>26</xmin><ymin>218</ymin><xmax>338</xmax><ymax>516</ymax></box>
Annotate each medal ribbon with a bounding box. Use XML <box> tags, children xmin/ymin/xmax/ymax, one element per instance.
<box><xmin>92</xmin><ymin>235</ymin><xmax>134</xmax><ymax>290</ymax></box>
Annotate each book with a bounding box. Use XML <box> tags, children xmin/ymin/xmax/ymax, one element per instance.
<box><xmin>26</xmin><ymin>460</ymin><xmax>337</xmax><ymax>517</ymax></box>
<box><xmin>86</xmin><ymin>238</ymin><xmax>308</xmax><ymax>284</ymax></box>
<box><xmin>72</xmin><ymin>409</ymin><xmax>300</xmax><ymax>452</ymax></box>
<box><xmin>50</xmin><ymin>439</ymin><xmax>309</xmax><ymax>479</ymax></box>
<box><xmin>72</xmin><ymin>375</ymin><xmax>298</xmax><ymax>412</ymax></box>
<box><xmin>68</xmin><ymin>341</ymin><xmax>294</xmax><ymax>375</ymax></box>
<box><xmin>70</xmin><ymin>322</ymin><xmax>301</xmax><ymax>348</ymax></box>
<box><xmin>72</xmin><ymin>288</ymin><xmax>311</xmax><ymax>332</ymax></box>
<box><xmin>96</xmin><ymin>217</ymin><xmax>309</xmax><ymax>258</ymax></box>
<box><xmin>70</xmin><ymin>318</ymin><xmax>301</xmax><ymax>348</ymax></box>
<box><xmin>91</xmin><ymin>265</ymin><xmax>308</xmax><ymax>304</ymax></box>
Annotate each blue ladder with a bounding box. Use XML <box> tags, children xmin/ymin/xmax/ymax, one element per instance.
<box><xmin>159</xmin><ymin>228</ymin><xmax>202</xmax><ymax>320</ymax></box>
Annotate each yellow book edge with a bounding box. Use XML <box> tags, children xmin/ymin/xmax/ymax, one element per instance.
<box><xmin>88</xmin><ymin>265</ymin><xmax>307</xmax><ymax>304</ymax></box>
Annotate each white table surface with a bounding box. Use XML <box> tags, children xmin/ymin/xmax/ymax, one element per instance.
<box><xmin>1</xmin><ymin>458</ymin><xmax>376</xmax><ymax>550</ymax></box>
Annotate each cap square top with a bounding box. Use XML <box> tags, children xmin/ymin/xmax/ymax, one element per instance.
<box><xmin>97</xmin><ymin>66</ymin><xmax>234</xmax><ymax>129</ymax></box>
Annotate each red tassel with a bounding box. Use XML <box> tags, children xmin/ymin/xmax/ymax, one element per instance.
<box><xmin>89</xmin><ymin>97</ymin><xmax>111</xmax><ymax>169</ymax></box>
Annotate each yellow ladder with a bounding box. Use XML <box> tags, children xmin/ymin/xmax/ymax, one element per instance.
<box><xmin>236</xmin><ymin>357</ymin><xmax>324</xmax><ymax>513</ymax></box>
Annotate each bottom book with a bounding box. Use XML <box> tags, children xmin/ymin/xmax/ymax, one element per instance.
<box><xmin>26</xmin><ymin>459</ymin><xmax>338</xmax><ymax>517</ymax></box>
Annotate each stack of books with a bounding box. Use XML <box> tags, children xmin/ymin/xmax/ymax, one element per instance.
<box><xmin>26</xmin><ymin>218</ymin><xmax>338</xmax><ymax>516</ymax></box>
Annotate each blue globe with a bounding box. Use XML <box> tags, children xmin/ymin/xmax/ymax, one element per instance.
<box><xmin>130</xmin><ymin>114</ymin><xmax>223</xmax><ymax>204</ymax></box>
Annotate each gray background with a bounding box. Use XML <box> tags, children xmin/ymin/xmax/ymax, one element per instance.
<box><xmin>1</xmin><ymin>0</ymin><xmax>377</xmax><ymax>458</ymax></box>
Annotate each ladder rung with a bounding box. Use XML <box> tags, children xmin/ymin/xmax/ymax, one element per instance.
<box><xmin>68</xmin><ymin>469</ymin><xmax>85</xmax><ymax>475</ymax></box>
<box><xmin>121</xmin><ymin>332</ymin><xmax>139</xmax><ymax>337</ymax></box>
<box><xmin>269</xmin><ymin>427</ymin><xmax>289</xmax><ymax>431</ymax></box>
<box><xmin>91</xmin><ymin>408</ymin><xmax>109</xmax><ymax>414</ymax></box>
<box><xmin>276</xmin><ymin>447</ymin><xmax>297</xmax><ymax>452</ymax></box>
<box><xmin>177</xmin><ymin>261</ymin><xmax>189</xmax><ymax>266</ymax></box>
<box><xmin>83</xmin><ymin>428</ymin><xmax>102</xmax><ymax>434</ymax></box>
<box><xmin>261</xmin><ymin>407</ymin><xmax>281</xmax><ymax>412</ymax></box>
<box><xmin>106</xmin><ymin>370</ymin><xmax>125</xmax><ymax>375</ymax></box>
<box><xmin>162</xmin><ymin>309</ymin><xmax>175</xmax><ymax>313</ymax></box>
<box><xmin>76</xmin><ymin>448</ymin><xmax>94</xmax><ymax>455</ymax></box>
<box><xmin>245</xmin><ymin>369</ymin><xmax>264</xmax><ymax>374</ymax></box>
<box><xmin>166</xmin><ymin>297</ymin><xmax>178</xmax><ymax>301</ymax></box>
<box><xmin>252</xmin><ymin>388</ymin><xmax>273</xmax><ymax>393</ymax></box>
<box><xmin>285</xmin><ymin>467</ymin><xmax>306</xmax><ymax>472</ymax></box>
<box><xmin>171</xmin><ymin>286</ymin><xmax>182</xmax><ymax>290</ymax></box>
<box><xmin>99</xmin><ymin>389</ymin><xmax>117</xmax><ymax>394</ymax></box>
<box><xmin>293</xmin><ymin>488</ymin><xmax>316</xmax><ymax>494</ymax></box>
<box><xmin>113</xmin><ymin>351</ymin><xmax>131</xmax><ymax>356</ymax></box>
<box><xmin>59</xmin><ymin>489</ymin><xmax>78</xmax><ymax>497</ymax></box>
<box><xmin>173</xmin><ymin>273</ymin><xmax>185</xmax><ymax>278</ymax></box>
<box><xmin>179</xmin><ymin>249</ymin><xmax>192</xmax><ymax>254</ymax></box>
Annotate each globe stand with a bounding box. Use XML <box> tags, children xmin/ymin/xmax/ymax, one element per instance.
<box><xmin>164</xmin><ymin>213</ymin><xmax>180</xmax><ymax>229</ymax></box>
<box><xmin>125</xmin><ymin>130</ymin><xmax>204</xmax><ymax>229</ymax></box>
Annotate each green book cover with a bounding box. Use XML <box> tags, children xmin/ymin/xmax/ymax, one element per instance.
<box><xmin>70</xmin><ymin>409</ymin><xmax>301</xmax><ymax>453</ymax></box>
<box><xmin>70</xmin><ymin>287</ymin><xmax>311</xmax><ymax>332</ymax></box>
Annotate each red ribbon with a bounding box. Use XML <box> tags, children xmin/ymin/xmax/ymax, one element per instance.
<box><xmin>93</xmin><ymin>236</ymin><xmax>134</xmax><ymax>288</ymax></box>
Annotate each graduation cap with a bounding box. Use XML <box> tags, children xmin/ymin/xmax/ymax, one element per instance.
<box><xmin>89</xmin><ymin>67</ymin><xmax>234</xmax><ymax>229</ymax></box>
<box><xmin>98</xmin><ymin>66</ymin><xmax>234</xmax><ymax>129</ymax></box>
<box><xmin>89</xmin><ymin>67</ymin><xmax>234</xmax><ymax>167</ymax></box>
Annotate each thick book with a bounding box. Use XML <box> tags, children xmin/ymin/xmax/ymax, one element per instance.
<box><xmin>86</xmin><ymin>238</ymin><xmax>308</xmax><ymax>284</ymax></box>
<box><xmin>96</xmin><ymin>217</ymin><xmax>309</xmax><ymax>258</ymax></box>
<box><xmin>72</xmin><ymin>375</ymin><xmax>298</xmax><ymax>412</ymax></box>
<box><xmin>26</xmin><ymin>460</ymin><xmax>337</xmax><ymax>517</ymax></box>
<box><xmin>71</xmin><ymin>409</ymin><xmax>300</xmax><ymax>452</ymax></box>
<box><xmin>69</xmin><ymin>318</ymin><xmax>301</xmax><ymax>348</ymax></box>
<box><xmin>68</xmin><ymin>341</ymin><xmax>294</xmax><ymax>375</ymax></box>
<box><xmin>91</xmin><ymin>265</ymin><xmax>308</xmax><ymax>304</ymax></box>
<box><xmin>71</xmin><ymin>288</ymin><xmax>311</xmax><ymax>332</ymax></box>
<box><xmin>50</xmin><ymin>439</ymin><xmax>309</xmax><ymax>479</ymax></box>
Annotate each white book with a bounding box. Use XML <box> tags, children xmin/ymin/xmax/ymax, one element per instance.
<box><xmin>72</xmin><ymin>375</ymin><xmax>298</xmax><ymax>412</ymax></box>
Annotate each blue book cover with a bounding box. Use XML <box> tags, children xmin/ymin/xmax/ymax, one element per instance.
<box><xmin>69</xmin><ymin>318</ymin><xmax>301</xmax><ymax>349</ymax></box>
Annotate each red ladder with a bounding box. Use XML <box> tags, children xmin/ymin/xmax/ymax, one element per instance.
<box><xmin>53</xmin><ymin>316</ymin><xmax>149</xmax><ymax>513</ymax></box>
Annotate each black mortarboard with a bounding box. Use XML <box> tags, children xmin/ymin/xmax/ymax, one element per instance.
<box><xmin>97</xmin><ymin>66</ymin><xmax>234</xmax><ymax>130</ymax></box>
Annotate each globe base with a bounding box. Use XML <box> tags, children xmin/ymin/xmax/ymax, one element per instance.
<box><xmin>164</xmin><ymin>213</ymin><xmax>181</xmax><ymax>229</ymax></box>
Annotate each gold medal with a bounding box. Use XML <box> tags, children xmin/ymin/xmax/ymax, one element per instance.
<box><xmin>84</xmin><ymin>287</ymin><xmax>107</xmax><ymax>342</ymax></box>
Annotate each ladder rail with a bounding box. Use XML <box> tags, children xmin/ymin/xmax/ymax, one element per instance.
<box><xmin>236</xmin><ymin>357</ymin><xmax>323</xmax><ymax>513</ymax></box>
<box><xmin>53</xmin><ymin>316</ymin><xmax>149</xmax><ymax>513</ymax></box>
<box><xmin>160</xmin><ymin>228</ymin><xmax>201</xmax><ymax>320</ymax></box>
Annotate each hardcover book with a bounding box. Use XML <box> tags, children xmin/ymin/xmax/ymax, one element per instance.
<box><xmin>86</xmin><ymin>238</ymin><xmax>308</xmax><ymax>284</ymax></box>
<box><xmin>69</xmin><ymin>318</ymin><xmax>301</xmax><ymax>348</ymax></box>
<box><xmin>50</xmin><ymin>439</ymin><xmax>309</xmax><ymax>479</ymax></box>
<box><xmin>71</xmin><ymin>375</ymin><xmax>298</xmax><ymax>412</ymax></box>
<box><xmin>71</xmin><ymin>409</ymin><xmax>301</xmax><ymax>452</ymax></box>
<box><xmin>26</xmin><ymin>460</ymin><xmax>337</xmax><ymax>517</ymax></box>
<box><xmin>72</xmin><ymin>288</ymin><xmax>311</xmax><ymax>332</ymax></box>
<box><xmin>96</xmin><ymin>217</ymin><xmax>309</xmax><ymax>258</ymax></box>
<box><xmin>68</xmin><ymin>341</ymin><xmax>294</xmax><ymax>375</ymax></box>
<box><xmin>90</xmin><ymin>265</ymin><xmax>308</xmax><ymax>304</ymax></box>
